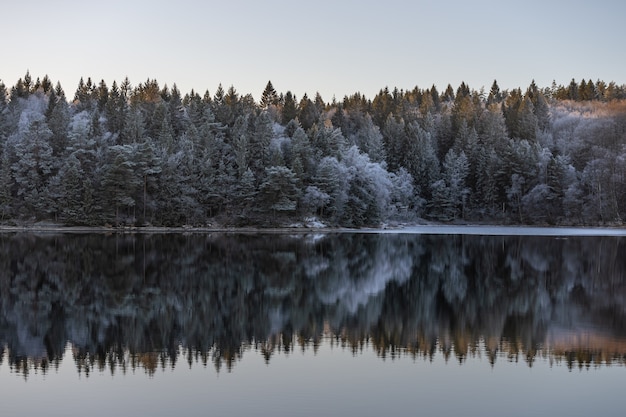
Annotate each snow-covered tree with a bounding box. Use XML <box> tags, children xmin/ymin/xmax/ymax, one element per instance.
<box><xmin>258</xmin><ymin>166</ymin><xmax>300</xmax><ymax>221</ymax></box>
<box><xmin>11</xmin><ymin>113</ymin><xmax>54</xmax><ymax>217</ymax></box>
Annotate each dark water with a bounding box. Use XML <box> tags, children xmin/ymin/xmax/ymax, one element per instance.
<box><xmin>0</xmin><ymin>231</ymin><xmax>625</xmax><ymax>416</ymax></box>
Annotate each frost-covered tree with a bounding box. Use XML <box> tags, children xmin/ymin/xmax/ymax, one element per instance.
<box><xmin>231</xmin><ymin>114</ymin><xmax>250</xmax><ymax>178</ymax></box>
<box><xmin>348</xmin><ymin>113</ymin><xmax>385</xmax><ymax>162</ymax></box>
<box><xmin>105</xmin><ymin>80</ymin><xmax>127</xmax><ymax>135</ymax></box>
<box><xmin>389</xmin><ymin>167</ymin><xmax>420</xmax><ymax>219</ymax></box>
<box><xmin>405</xmin><ymin>121</ymin><xmax>440</xmax><ymax>201</ymax></box>
<box><xmin>298</xmin><ymin>93</ymin><xmax>319</xmax><ymax>131</ymax></box>
<box><xmin>249</xmin><ymin>111</ymin><xmax>274</xmax><ymax>176</ymax></box>
<box><xmin>100</xmin><ymin>145</ymin><xmax>139</xmax><ymax>224</ymax></box>
<box><xmin>11</xmin><ymin>113</ymin><xmax>54</xmax><ymax>217</ymax></box>
<box><xmin>50</xmin><ymin>153</ymin><xmax>95</xmax><ymax>224</ymax></box>
<box><xmin>281</xmin><ymin>91</ymin><xmax>298</xmax><ymax>124</ymax></box>
<box><xmin>301</xmin><ymin>185</ymin><xmax>330</xmax><ymax>217</ymax></box>
<box><xmin>340</xmin><ymin>146</ymin><xmax>393</xmax><ymax>226</ymax></box>
<box><xmin>258</xmin><ymin>166</ymin><xmax>300</xmax><ymax>221</ymax></box>
<box><xmin>381</xmin><ymin>114</ymin><xmax>407</xmax><ymax>171</ymax></box>
<box><xmin>313</xmin><ymin>156</ymin><xmax>349</xmax><ymax>222</ymax></box>
<box><xmin>234</xmin><ymin>168</ymin><xmax>257</xmax><ymax>219</ymax></box>
<box><xmin>310</xmin><ymin>123</ymin><xmax>347</xmax><ymax>160</ymax></box>
<box><xmin>0</xmin><ymin>145</ymin><xmax>14</xmax><ymax>219</ymax></box>
<box><xmin>517</xmin><ymin>96</ymin><xmax>538</xmax><ymax>141</ymax></box>
<box><xmin>429</xmin><ymin>149</ymin><xmax>469</xmax><ymax>221</ymax></box>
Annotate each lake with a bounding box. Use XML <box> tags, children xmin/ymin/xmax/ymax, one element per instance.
<box><xmin>0</xmin><ymin>229</ymin><xmax>625</xmax><ymax>416</ymax></box>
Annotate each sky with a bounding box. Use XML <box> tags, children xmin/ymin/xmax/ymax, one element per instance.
<box><xmin>2</xmin><ymin>0</ymin><xmax>625</xmax><ymax>103</ymax></box>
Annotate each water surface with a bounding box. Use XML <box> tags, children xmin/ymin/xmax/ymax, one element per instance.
<box><xmin>0</xmin><ymin>231</ymin><xmax>624</xmax><ymax>416</ymax></box>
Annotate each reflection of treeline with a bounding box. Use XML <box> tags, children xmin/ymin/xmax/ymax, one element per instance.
<box><xmin>0</xmin><ymin>233</ymin><xmax>625</xmax><ymax>377</ymax></box>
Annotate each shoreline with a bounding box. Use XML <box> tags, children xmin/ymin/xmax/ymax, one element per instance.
<box><xmin>1</xmin><ymin>223</ymin><xmax>625</xmax><ymax>236</ymax></box>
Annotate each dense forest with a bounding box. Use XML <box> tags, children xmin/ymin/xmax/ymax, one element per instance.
<box><xmin>1</xmin><ymin>72</ymin><xmax>626</xmax><ymax>227</ymax></box>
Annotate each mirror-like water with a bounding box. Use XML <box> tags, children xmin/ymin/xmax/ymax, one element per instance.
<box><xmin>0</xmin><ymin>231</ymin><xmax>625</xmax><ymax>416</ymax></box>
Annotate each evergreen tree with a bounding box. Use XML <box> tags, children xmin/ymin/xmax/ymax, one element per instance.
<box><xmin>0</xmin><ymin>144</ymin><xmax>14</xmax><ymax>219</ymax></box>
<box><xmin>503</xmin><ymin>88</ymin><xmax>523</xmax><ymax>138</ymax></box>
<box><xmin>429</xmin><ymin>149</ymin><xmax>469</xmax><ymax>221</ymax></box>
<box><xmin>105</xmin><ymin>81</ymin><xmax>127</xmax><ymax>135</ymax></box>
<box><xmin>120</xmin><ymin>105</ymin><xmax>147</xmax><ymax>144</ymax></box>
<box><xmin>404</xmin><ymin>121</ymin><xmax>441</xmax><ymax>201</ymax></box>
<box><xmin>96</xmin><ymin>79</ymin><xmax>109</xmax><ymax>111</ymax></box>
<box><xmin>168</xmin><ymin>84</ymin><xmax>185</xmax><ymax>136</ymax></box>
<box><xmin>258</xmin><ymin>166</ymin><xmax>300</xmax><ymax>221</ymax></box>
<box><xmin>349</xmin><ymin>113</ymin><xmax>385</xmax><ymax>162</ymax></box>
<box><xmin>281</xmin><ymin>91</ymin><xmax>298</xmax><ymax>124</ymax></box>
<box><xmin>260</xmin><ymin>81</ymin><xmax>279</xmax><ymax>109</ymax></box>
<box><xmin>371</xmin><ymin>87</ymin><xmax>395</xmax><ymax>127</ymax></box>
<box><xmin>53</xmin><ymin>153</ymin><xmax>95</xmax><ymax>224</ymax></box>
<box><xmin>231</xmin><ymin>114</ymin><xmax>250</xmax><ymax>178</ymax></box>
<box><xmin>11</xmin><ymin>116</ymin><xmax>55</xmax><ymax>217</ymax></box>
<box><xmin>312</xmin><ymin>156</ymin><xmax>349</xmax><ymax>222</ymax></box>
<box><xmin>487</xmin><ymin>80</ymin><xmax>502</xmax><ymax>104</ymax></box>
<box><xmin>234</xmin><ymin>168</ymin><xmax>257</xmax><ymax>220</ymax></box>
<box><xmin>290</xmin><ymin>126</ymin><xmax>314</xmax><ymax>183</ymax></box>
<box><xmin>298</xmin><ymin>94</ymin><xmax>319</xmax><ymax>131</ymax></box>
<box><xmin>100</xmin><ymin>145</ymin><xmax>139</xmax><ymax>224</ymax></box>
<box><xmin>381</xmin><ymin>114</ymin><xmax>407</xmax><ymax>171</ymax></box>
<box><xmin>249</xmin><ymin>111</ymin><xmax>273</xmax><ymax>177</ymax></box>
<box><xmin>517</xmin><ymin>96</ymin><xmax>538</xmax><ymax>141</ymax></box>
<box><xmin>134</xmin><ymin>140</ymin><xmax>162</xmax><ymax>224</ymax></box>
<box><xmin>310</xmin><ymin>123</ymin><xmax>347</xmax><ymax>160</ymax></box>
<box><xmin>46</xmin><ymin>85</ymin><xmax>70</xmax><ymax>156</ymax></box>
<box><xmin>0</xmin><ymin>82</ymin><xmax>10</xmax><ymax>142</ymax></box>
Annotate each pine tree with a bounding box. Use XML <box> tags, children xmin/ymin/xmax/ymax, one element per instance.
<box><xmin>234</xmin><ymin>168</ymin><xmax>257</xmax><ymax>219</ymax></box>
<box><xmin>231</xmin><ymin>114</ymin><xmax>250</xmax><ymax>178</ymax></box>
<box><xmin>404</xmin><ymin>121</ymin><xmax>441</xmax><ymax>201</ymax></box>
<box><xmin>0</xmin><ymin>82</ymin><xmax>9</xmax><ymax>142</ymax></box>
<box><xmin>260</xmin><ymin>81</ymin><xmax>279</xmax><ymax>109</ymax></box>
<box><xmin>120</xmin><ymin>105</ymin><xmax>146</xmax><ymax>144</ymax></box>
<box><xmin>312</xmin><ymin>156</ymin><xmax>349</xmax><ymax>222</ymax></box>
<box><xmin>96</xmin><ymin>79</ymin><xmax>109</xmax><ymax>111</ymax></box>
<box><xmin>105</xmin><ymin>81</ymin><xmax>127</xmax><ymax>135</ymax></box>
<box><xmin>249</xmin><ymin>111</ymin><xmax>273</xmax><ymax>177</ymax></box>
<box><xmin>503</xmin><ymin>88</ymin><xmax>523</xmax><ymax>138</ymax></box>
<box><xmin>487</xmin><ymin>80</ymin><xmax>502</xmax><ymax>104</ymax></box>
<box><xmin>258</xmin><ymin>166</ymin><xmax>300</xmax><ymax>221</ymax></box>
<box><xmin>517</xmin><ymin>96</ymin><xmax>538</xmax><ymax>141</ymax></box>
<box><xmin>281</xmin><ymin>91</ymin><xmax>298</xmax><ymax>124</ymax></box>
<box><xmin>46</xmin><ymin>85</ymin><xmax>70</xmax><ymax>156</ymax></box>
<box><xmin>349</xmin><ymin>113</ymin><xmax>385</xmax><ymax>162</ymax></box>
<box><xmin>11</xmin><ymin>116</ymin><xmax>55</xmax><ymax>217</ymax></box>
<box><xmin>134</xmin><ymin>140</ymin><xmax>162</xmax><ymax>224</ymax></box>
<box><xmin>100</xmin><ymin>145</ymin><xmax>139</xmax><ymax>224</ymax></box>
<box><xmin>55</xmin><ymin>153</ymin><xmax>88</xmax><ymax>223</ymax></box>
<box><xmin>381</xmin><ymin>114</ymin><xmax>407</xmax><ymax>171</ymax></box>
<box><xmin>0</xmin><ymin>144</ymin><xmax>14</xmax><ymax>219</ymax></box>
<box><xmin>371</xmin><ymin>87</ymin><xmax>395</xmax><ymax>127</ymax></box>
<box><xmin>298</xmin><ymin>93</ymin><xmax>319</xmax><ymax>131</ymax></box>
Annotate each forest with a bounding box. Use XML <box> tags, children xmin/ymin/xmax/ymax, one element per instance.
<box><xmin>1</xmin><ymin>72</ymin><xmax>625</xmax><ymax>227</ymax></box>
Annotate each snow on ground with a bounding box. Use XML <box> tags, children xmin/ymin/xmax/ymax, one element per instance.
<box><xmin>376</xmin><ymin>225</ymin><xmax>626</xmax><ymax>236</ymax></box>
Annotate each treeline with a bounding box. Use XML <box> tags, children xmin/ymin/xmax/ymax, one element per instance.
<box><xmin>1</xmin><ymin>72</ymin><xmax>625</xmax><ymax>226</ymax></box>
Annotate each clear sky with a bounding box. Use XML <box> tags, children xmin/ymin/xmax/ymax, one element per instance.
<box><xmin>2</xmin><ymin>0</ymin><xmax>625</xmax><ymax>102</ymax></box>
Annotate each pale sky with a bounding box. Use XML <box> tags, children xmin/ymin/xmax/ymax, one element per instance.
<box><xmin>2</xmin><ymin>0</ymin><xmax>625</xmax><ymax>102</ymax></box>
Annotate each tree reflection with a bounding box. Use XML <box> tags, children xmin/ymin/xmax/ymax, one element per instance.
<box><xmin>0</xmin><ymin>232</ymin><xmax>625</xmax><ymax>378</ymax></box>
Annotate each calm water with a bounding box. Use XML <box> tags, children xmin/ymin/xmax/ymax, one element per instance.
<box><xmin>0</xmin><ymin>231</ymin><xmax>625</xmax><ymax>416</ymax></box>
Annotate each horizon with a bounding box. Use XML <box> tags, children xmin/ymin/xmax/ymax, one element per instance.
<box><xmin>2</xmin><ymin>71</ymin><xmax>623</xmax><ymax>104</ymax></box>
